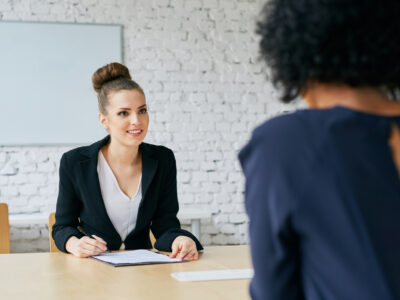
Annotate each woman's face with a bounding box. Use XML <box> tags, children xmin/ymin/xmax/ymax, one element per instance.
<box><xmin>99</xmin><ymin>89</ymin><xmax>149</xmax><ymax>147</ymax></box>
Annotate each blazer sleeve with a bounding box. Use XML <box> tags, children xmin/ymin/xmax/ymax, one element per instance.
<box><xmin>151</xmin><ymin>149</ymin><xmax>203</xmax><ymax>252</ymax></box>
<box><xmin>52</xmin><ymin>153</ymin><xmax>83</xmax><ymax>252</ymax></box>
<box><xmin>239</xmin><ymin>127</ymin><xmax>304</xmax><ymax>300</ymax></box>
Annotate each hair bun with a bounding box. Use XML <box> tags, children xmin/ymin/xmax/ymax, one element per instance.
<box><xmin>92</xmin><ymin>62</ymin><xmax>132</xmax><ymax>93</ymax></box>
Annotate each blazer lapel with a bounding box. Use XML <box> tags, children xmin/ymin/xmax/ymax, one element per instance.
<box><xmin>141</xmin><ymin>143</ymin><xmax>158</xmax><ymax>200</ymax></box>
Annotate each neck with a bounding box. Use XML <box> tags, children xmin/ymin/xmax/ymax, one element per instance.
<box><xmin>303</xmin><ymin>83</ymin><xmax>400</xmax><ymax>116</ymax></box>
<box><xmin>102</xmin><ymin>139</ymin><xmax>140</xmax><ymax>166</ymax></box>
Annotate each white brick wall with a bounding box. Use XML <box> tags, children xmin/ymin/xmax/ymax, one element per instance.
<box><xmin>0</xmin><ymin>0</ymin><xmax>301</xmax><ymax>253</ymax></box>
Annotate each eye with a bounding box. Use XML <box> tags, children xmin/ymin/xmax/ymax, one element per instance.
<box><xmin>118</xmin><ymin>111</ymin><xmax>129</xmax><ymax>117</ymax></box>
<box><xmin>139</xmin><ymin>108</ymin><xmax>147</xmax><ymax>114</ymax></box>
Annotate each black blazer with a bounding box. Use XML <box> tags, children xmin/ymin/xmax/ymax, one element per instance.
<box><xmin>52</xmin><ymin>136</ymin><xmax>203</xmax><ymax>252</ymax></box>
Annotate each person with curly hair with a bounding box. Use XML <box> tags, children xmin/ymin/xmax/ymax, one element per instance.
<box><xmin>52</xmin><ymin>62</ymin><xmax>202</xmax><ymax>260</ymax></box>
<box><xmin>239</xmin><ymin>0</ymin><xmax>400</xmax><ymax>299</ymax></box>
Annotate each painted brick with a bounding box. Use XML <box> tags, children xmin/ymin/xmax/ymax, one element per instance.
<box><xmin>214</xmin><ymin>214</ymin><xmax>228</xmax><ymax>224</ymax></box>
<box><xmin>200</xmin><ymin>182</ymin><xmax>220</xmax><ymax>193</ymax></box>
<box><xmin>9</xmin><ymin>196</ymin><xmax>29</xmax><ymax>206</ymax></box>
<box><xmin>0</xmin><ymin>162</ymin><xmax>18</xmax><ymax>175</ymax></box>
<box><xmin>39</xmin><ymin>185</ymin><xmax>57</xmax><ymax>196</ymax></box>
<box><xmin>8</xmin><ymin>174</ymin><xmax>28</xmax><ymax>185</ymax></box>
<box><xmin>11</xmin><ymin>228</ymin><xmax>41</xmax><ymax>240</ymax></box>
<box><xmin>191</xmin><ymin>171</ymin><xmax>209</xmax><ymax>183</ymax></box>
<box><xmin>211</xmin><ymin>234</ymin><xmax>229</xmax><ymax>245</ymax></box>
<box><xmin>0</xmin><ymin>175</ymin><xmax>9</xmax><ymax>185</ymax></box>
<box><xmin>179</xmin><ymin>193</ymin><xmax>195</xmax><ymax>204</ymax></box>
<box><xmin>203</xmin><ymin>0</ymin><xmax>219</xmax><ymax>9</ymax></box>
<box><xmin>199</xmin><ymin>234</ymin><xmax>212</xmax><ymax>245</ymax></box>
<box><xmin>229</xmin><ymin>214</ymin><xmax>247</xmax><ymax>224</ymax></box>
<box><xmin>194</xmin><ymin>193</ymin><xmax>213</xmax><ymax>204</ymax></box>
<box><xmin>177</xmin><ymin>171</ymin><xmax>191</xmax><ymax>183</ymax></box>
<box><xmin>221</xmin><ymin>204</ymin><xmax>236</xmax><ymax>213</ymax></box>
<box><xmin>1</xmin><ymin>186</ymin><xmax>19</xmax><ymax>197</ymax></box>
<box><xmin>19</xmin><ymin>184</ymin><xmax>38</xmax><ymax>196</ymax></box>
<box><xmin>0</xmin><ymin>0</ymin><xmax>13</xmax><ymax>11</ymax></box>
<box><xmin>220</xmin><ymin>224</ymin><xmax>236</xmax><ymax>234</ymax></box>
<box><xmin>19</xmin><ymin>163</ymin><xmax>37</xmax><ymax>174</ymax></box>
<box><xmin>27</xmin><ymin>173</ymin><xmax>48</xmax><ymax>184</ymax></box>
<box><xmin>0</xmin><ymin>152</ymin><xmax>7</xmax><ymax>163</ymax></box>
<box><xmin>202</xmin><ymin>224</ymin><xmax>219</xmax><ymax>234</ymax></box>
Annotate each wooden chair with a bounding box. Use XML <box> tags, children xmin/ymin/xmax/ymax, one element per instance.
<box><xmin>48</xmin><ymin>212</ymin><xmax>61</xmax><ymax>252</ymax></box>
<box><xmin>0</xmin><ymin>203</ymin><xmax>10</xmax><ymax>254</ymax></box>
<box><xmin>150</xmin><ymin>230</ymin><xmax>156</xmax><ymax>248</ymax></box>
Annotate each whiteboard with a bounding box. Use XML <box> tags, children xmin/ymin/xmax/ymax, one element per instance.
<box><xmin>0</xmin><ymin>21</ymin><xmax>122</xmax><ymax>145</ymax></box>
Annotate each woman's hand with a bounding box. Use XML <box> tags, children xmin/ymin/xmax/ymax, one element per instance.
<box><xmin>169</xmin><ymin>235</ymin><xmax>198</xmax><ymax>261</ymax></box>
<box><xmin>65</xmin><ymin>235</ymin><xmax>108</xmax><ymax>258</ymax></box>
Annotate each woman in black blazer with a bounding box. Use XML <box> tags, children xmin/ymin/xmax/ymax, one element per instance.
<box><xmin>52</xmin><ymin>62</ymin><xmax>202</xmax><ymax>259</ymax></box>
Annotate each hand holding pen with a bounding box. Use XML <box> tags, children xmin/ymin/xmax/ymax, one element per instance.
<box><xmin>65</xmin><ymin>226</ymin><xmax>108</xmax><ymax>258</ymax></box>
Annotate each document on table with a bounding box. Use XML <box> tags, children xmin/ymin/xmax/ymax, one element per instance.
<box><xmin>171</xmin><ymin>269</ymin><xmax>254</xmax><ymax>282</ymax></box>
<box><xmin>92</xmin><ymin>250</ymin><xmax>183</xmax><ymax>267</ymax></box>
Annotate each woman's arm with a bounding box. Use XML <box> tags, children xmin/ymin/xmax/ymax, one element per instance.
<box><xmin>52</xmin><ymin>153</ymin><xmax>82</xmax><ymax>252</ymax></box>
<box><xmin>52</xmin><ymin>154</ymin><xmax>106</xmax><ymax>257</ymax></box>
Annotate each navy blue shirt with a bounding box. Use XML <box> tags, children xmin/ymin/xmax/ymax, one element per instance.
<box><xmin>239</xmin><ymin>106</ymin><xmax>400</xmax><ymax>300</ymax></box>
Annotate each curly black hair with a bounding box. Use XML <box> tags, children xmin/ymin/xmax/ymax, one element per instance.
<box><xmin>257</xmin><ymin>0</ymin><xmax>400</xmax><ymax>102</ymax></box>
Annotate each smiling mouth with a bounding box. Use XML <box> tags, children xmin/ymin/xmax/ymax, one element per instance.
<box><xmin>127</xmin><ymin>130</ymin><xmax>142</xmax><ymax>134</ymax></box>
<box><xmin>127</xmin><ymin>130</ymin><xmax>143</xmax><ymax>136</ymax></box>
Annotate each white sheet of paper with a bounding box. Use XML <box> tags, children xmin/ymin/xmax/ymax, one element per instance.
<box><xmin>171</xmin><ymin>269</ymin><xmax>254</xmax><ymax>282</ymax></box>
<box><xmin>92</xmin><ymin>250</ymin><xmax>181</xmax><ymax>265</ymax></box>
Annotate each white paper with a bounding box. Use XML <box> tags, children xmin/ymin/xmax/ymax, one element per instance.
<box><xmin>92</xmin><ymin>250</ymin><xmax>181</xmax><ymax>265</ymax></box>
<box><xmin>171</xmin><ymin>269</ymin><xmax>254</xmax><ymax>282</ymax></box>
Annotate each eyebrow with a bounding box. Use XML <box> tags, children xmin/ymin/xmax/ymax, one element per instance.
<box><xmin>118</xmin><ymin>104</ymin><xmax>147</xmax><ymax>110</ymax></box>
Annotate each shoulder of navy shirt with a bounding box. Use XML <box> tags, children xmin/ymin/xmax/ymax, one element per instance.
<box><xmin>239</xmin><ymin>107</ymin><xmax>400</xmax><ymax>300</ymax></box>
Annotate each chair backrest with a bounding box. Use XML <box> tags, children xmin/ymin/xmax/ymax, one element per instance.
<box><xmin>0</xmin><ymin>203</ymin><xmax>10</xmax><ymax>254</ymax></box>
<box><xmin>48</xmin><ymin>212</ymin><xmax>61</xmax><ymax>253</ymax></box>
<box><xmin>150</xmin><ymin>230</ymin><xmax>156</xmax><ymax>249</ymax></box>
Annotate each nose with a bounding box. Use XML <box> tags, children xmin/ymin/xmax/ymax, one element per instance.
<box><xmin>130</xmin><ymin>113</ymin><xmax>140</xmax><ymax>125</ymax></box>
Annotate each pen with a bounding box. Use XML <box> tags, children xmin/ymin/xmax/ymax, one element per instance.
<box><xmin>77</xmin><ymin>225</ymin><xmax>91</xmax><ymax>237</ymax></box>
<box><xmin>77</xmin><ymin>226</ymin><xmax>109</xmax><ymax>252</ymax></box>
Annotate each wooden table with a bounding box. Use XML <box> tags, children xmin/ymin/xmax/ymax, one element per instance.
<box><xmin>0</xmin><ymin>245</ymin><xmax>251</xmax><ymax>300</ymax></box>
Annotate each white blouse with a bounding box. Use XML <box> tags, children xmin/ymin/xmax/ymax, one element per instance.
<box><xmin>97</xmin><ymin>151</ymin><xmax>142</xmax><ymax>250</ymax></box>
